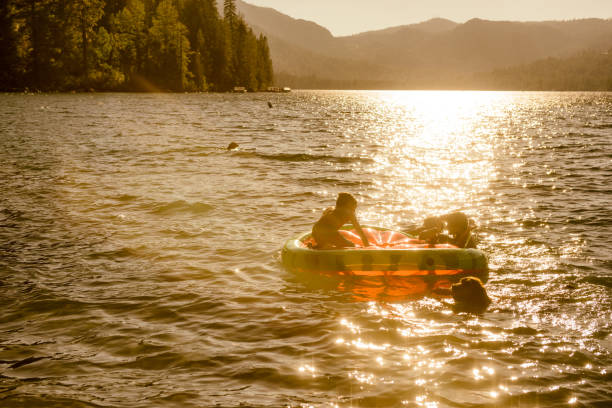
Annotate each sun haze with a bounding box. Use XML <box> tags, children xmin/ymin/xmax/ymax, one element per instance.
<box><xmin>244</xmin><ymin>0</ymin><xmax>612</xmax><ymax>36</ymax></box>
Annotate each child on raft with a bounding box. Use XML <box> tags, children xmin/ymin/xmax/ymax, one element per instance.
<box><xmin>411</xmin><ymin>212</ymin><xmax>477</xmax><ymax>248</ymax></box>
<box><xmin>311</xmin><ymin>193</ymin><xmax>370</xmax><ymax>249</ymax></box>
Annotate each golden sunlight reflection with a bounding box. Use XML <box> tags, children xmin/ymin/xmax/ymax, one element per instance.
<box><xmin>482</xmin><ymin>330</ymin><xmax>508</xmax><ymax>342</ymax></box>
<box><xmin>348</xmin><ymin>370</ymin><xmax>376</xmax><ymax>385</ymax></box>
<box><xmin>357</xmin><ymin>91</ymin><xmax>517</xmax><ymax>227</ymax></box>
<box><xmin>339</xmin><ymin>318</ymin><xmax>360</xmax><ymax>334</ymax></box>
<box><xmin>298</xmin><ymin>364</ymin><xmax>317</xmax><ymax>378</ymax></box>
<box><xmin>413</xmin><ymin>395</ymin><xmax>439</xmax><ymax>407</ymax></box>
<box><xmin>351</xmin><ymin>338</ymin><xmax>388</xmax><ymax>351</ymax></box>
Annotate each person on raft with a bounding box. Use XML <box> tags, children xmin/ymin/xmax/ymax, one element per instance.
<box><xmin>412</xmin><ymin>212</ymin><xmax>477</xmax><ymax>248</ymax></box>
<box><xmin>311</xmin><ymin>193</ymin><xmax>370</xmax><ymax>249</ymax></box>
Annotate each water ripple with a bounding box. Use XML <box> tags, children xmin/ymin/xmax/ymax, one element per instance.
<box><xmin>0</xmin><ymin>91</ymin><xmax>611</xmax><ymax>407</ymax></box>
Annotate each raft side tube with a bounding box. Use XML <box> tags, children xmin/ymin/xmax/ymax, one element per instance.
<box><xmin>281</xmin><ymin>227</ymin><xmax>488</xmax><ymax>283</ymax></box>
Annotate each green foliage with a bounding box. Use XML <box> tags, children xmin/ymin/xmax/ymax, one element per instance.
<box><xmin>0</xmin><ymin>0</ymin><xmax>22</xmax><ymax>89</ymax></box>
<box><xmin>223</xmin><ymin>0</ymin><xmax>236</xmax><ymax>26</ymax></box>
<box><xmin>147</xmin><ymin>0</ymin><xmax>191</xmax><ymax>90</ymax></box>
<box><xmin>110</xmin><ymin>0</ymin><xmax>147</xmax><ymax>86</ymax></box>
<box><xmin>73</xmin><ymin>0</ymin><xmax>105</xmax><ymax>83</ymax></box>
<box><xmin>256</xmin><ymin>34</ymin><xmax>273</xmax><ymax>90</ymax></box>
<box><xmin>1</xmin><ymin>0</ymin><xmax>273</xmax><ymax>91</ymax></box>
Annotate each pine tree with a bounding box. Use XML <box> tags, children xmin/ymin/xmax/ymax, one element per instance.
<box><xmin>111</xmin><ymin>0</ymin><xmax>147</xmax><ymax>85</ymax></box>
<box><xmin>19</xmin><ymin>0</ymin><xmax>45</xmax><ymax>88</ymax></box>
<box><xmin>73</xmin><ymin>0</ymin><xmax>105</xmax><ymax>85</ymax></box>
<box><xmin>180</xmin><ymin>0</ymin><xmax>218</xmax><ymax>90</ymax></box>
<box><xmin>2</xmin><ymin>0</ymin><xmax>274</xmax><ymax>91</ymax></box>
<box><xmin>223</xmin><ymin>0</ymin><xmax>236</xmax><ymax>27</ymax></box>
<box><xmin>147</xmin><ymin>0</ymin><xmax>191</xmax><ymax>90</ymax></box>
<box><xmin>216</xmin><ymin>21</ymin><xmax>234</xmax><ymax>91</ymax></box>
<box><xmin>256</xmin><ymin>34</ymin><xmax>273</xmax><ymax>90</ymax></box>
<box><xmin>233</xmin><ymin>18</ymin><xmax>257</xmax><ymax>90</ymax></box>
<box><xmin>0</xmin><ymin>0</ymin><xmax>21</xmax><ymax>89</ymax></box>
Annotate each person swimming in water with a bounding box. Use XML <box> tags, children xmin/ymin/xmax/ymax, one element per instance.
<box><xmin>435</xmin><ymin>276</ymin><xmax>491</xmax><ymax>313</ymax></box>
<box><xmin>312</xmin><ymin>193</ymin><xmax>370</xmax><ymax>249</ymax></box>
<box><xmin>412</xmin><ymin>212</ymin><xmax>476</xmax><ymax>248</ymax></box>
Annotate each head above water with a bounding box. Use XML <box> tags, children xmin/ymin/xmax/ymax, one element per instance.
<box><xmin>443</xmin><ymin>212</ymin><xmax>469</xmax><ymax>236</ymax></box>
<box><xmin>451</xmin><ymin>276</ymin><xmax>491</xmax><ymax>313</ymax></box>
<box><xmin>336</xmin><ymin>192</ymin><xmax>358</xmax><ymax>211</ymax></box>
<box><xmin>422</xmin><ymin>216</ymin><xmax>444</xmax><ymax>230</ymax></box>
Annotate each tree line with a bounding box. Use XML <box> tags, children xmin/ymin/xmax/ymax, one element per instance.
<box><xmin>476</xmin><ymin>49</ymin><xmax>612</xmax><ymax>91</ymax></box>
<box><xmin>276</xmin><ymin>49</ymin><xmax>612</xmax><ymax>91</ymax></box>
<box><xmin>0</xmin><ymin>0</ymin><xmax>274</xmax><ymax>92</ymax></box>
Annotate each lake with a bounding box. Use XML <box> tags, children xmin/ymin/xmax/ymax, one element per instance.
<box><xmin>1</xmin><ymin>91</ymin><xmax>611</xmax><ymax>407</ymax></box>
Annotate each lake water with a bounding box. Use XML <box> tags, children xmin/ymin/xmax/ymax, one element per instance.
<box><xmin>1</xmin><ymin>91</ymin><xmax>611</xmax><ymax>407</ymax></box>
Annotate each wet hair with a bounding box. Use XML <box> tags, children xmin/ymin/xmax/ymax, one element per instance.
<box><xmin>422</xmin><ymin>216</ymin><xmax>443</xmax><ymax>230</ymax></box>
<box><xmin>336</xmin><ymin>192</ymin><xmax>357</xmax><ymax>209</ymax></box>
<box><xmin>444</xmin><ymin>212</ymin><xmax>469</xmax><ymax>235</ymax></box>
<box><xmin>451</xmin><ymin>277</ymin><xmax>491</xmax><ymax>312</ymax></box>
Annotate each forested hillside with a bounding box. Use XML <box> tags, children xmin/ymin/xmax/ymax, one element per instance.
<box><xmin>0</xmin><ymin>0</ymin><xmax>273</xmax><ymax>91</ymax></box>
<box><xmin>477</xmin><ymin>50</ymin><xmax>612</xmax><ymax>91</ymax></box>
<box><xmin>233</xmin><ymin>0</ymin><xmax>612</xmax><ymax>90</ymax></box>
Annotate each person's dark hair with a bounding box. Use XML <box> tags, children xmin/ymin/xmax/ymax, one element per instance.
<box><xmin>336</xmin><ymin>192</ymin><xmax>357</xmax><ymax>208</ymax></box>
<box><xmin>451</xmin><ymin>277</ymin><xmax>491</xmax><ymax>313</ymax></box>
<box><xmin>444</xmin><ymin>212</ymin><xmax>469</xmax><ymax>234</ymax></box>
<box><xmin>422</xmin><ymin>216</ymin><xmax>443</xmax><ymax>229</ymax></box>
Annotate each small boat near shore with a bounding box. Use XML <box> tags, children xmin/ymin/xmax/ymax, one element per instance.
<box><xmin>266</xmin><ymin>86</ymin><xmax>291</xmax><ymax>93</ymax></box>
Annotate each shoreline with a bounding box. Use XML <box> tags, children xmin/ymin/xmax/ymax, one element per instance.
<box><xmin>4</xmin><ymin>88</ymin><xmax>612</xmax><ymax>94</ymax></box>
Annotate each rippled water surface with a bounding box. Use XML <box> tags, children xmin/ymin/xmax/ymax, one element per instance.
<box><xmin>1</xmin><ymin>91</ymin><xmax>611</xmax><ymax>407</ymax></box>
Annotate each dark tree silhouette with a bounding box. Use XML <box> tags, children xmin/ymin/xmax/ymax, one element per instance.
<box><xmin>0</xmin><ymin>0</ymin><xmax>274</xmax><ymax>91</ymax></box>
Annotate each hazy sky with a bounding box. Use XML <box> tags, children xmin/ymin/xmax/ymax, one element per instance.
<box><xmin>245</xmin><ymin>0</ymin><xmax>612</xmax><ymax>36</ymax></box>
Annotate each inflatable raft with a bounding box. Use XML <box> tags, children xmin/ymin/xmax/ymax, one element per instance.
<box><xmin>281</xmin><ymin>226</ymin><xmax>488</xmax><ymax>284</ymax></box>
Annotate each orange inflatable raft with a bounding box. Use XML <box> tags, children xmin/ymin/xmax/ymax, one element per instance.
<box><xmin>281</xmin><ymin>226</ymin><xmax>488</xmax><ymax>298</ymax></box>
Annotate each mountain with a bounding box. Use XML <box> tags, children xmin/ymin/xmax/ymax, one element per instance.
<box><xmin>478</xmin><ymin>49</ymin><xmax>612</xmax><ymax>91</ymax></box>
<box><xmin>232</xmin><ymin>1</ymin><xmax>335</xmax><ymax>54</ymax></box>
<box><xmin>229</xmin><ymin>1</ymin><xmax>612</xmax><ymax>89</ymax></box>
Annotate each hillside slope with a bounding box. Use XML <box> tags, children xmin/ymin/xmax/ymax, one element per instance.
<box><xmin>230</xmin><ymin>1</ymin><xmax>612</xmax><ymax>88</ymax></box>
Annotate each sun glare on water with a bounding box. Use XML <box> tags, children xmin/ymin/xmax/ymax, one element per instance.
<box><xmin>356</xmin><ymin>91</ymin><xmax>514</xmax><ymax>227</ymax></box>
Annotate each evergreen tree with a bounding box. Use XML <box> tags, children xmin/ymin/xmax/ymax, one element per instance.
<box><xmin>215</xmin><ymin>21</ymin><xmax>235</xmax><ymax>91</ymax></box>
<box><xmin>0</xmin><ymin>0</ymin><xmax>274</xmax><ymax>91</ymax></box>
<box><xmin>73</xmin><ymin>0</ymin><xmax>105</xmax><ymax>85</ymax></box>
<box><xmin>256</xmin><ymin>34</ymin><xmax>273</xmax><ymax>89</ymax></box>
<box><xmin>111</xmin><ymin>0</ymin><xmax>147</xmax><ymax>86</ymax></box>
<box><xmin>0</xmin><ymin>0</ymin><xmax>21</xmax><ymax>89</ymax></box>
<box><xmin>148</xmin><ymin>0</ymin><xmax>191</xmax><ymax>90</ymax></box>
<box><xmin>233</xmin><ymin>18</ymin><xmax>257</xmax><ymax>90</ymax></box>
<box><xmin>100</xmin><ymin>0</ymin><xmax>128</xmax><ymax>28</ymax></box>
<box><xmin>180</xmin><ymin>0</ymin><xmax>218</xmax><ymax>91</ymax></box>
<box><xmin>18</xmin><ymin>0</ymin><xmax>46</xmax><ymax>88</ymax></box>
<box><xmin>192</xmin><ymin>29</ymin><xmax>207</xmax><ymax>91</ymax></box>
<box><xmin>223</xmin><ymin>0</ymin><xmax>236</xmax><ymax>27</ymax></box>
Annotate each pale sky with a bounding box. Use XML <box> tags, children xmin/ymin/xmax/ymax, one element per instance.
<box><xmin>244</xmin><ymin>0</ymin><xmax>612</xmax><ymax>36</ymax></box>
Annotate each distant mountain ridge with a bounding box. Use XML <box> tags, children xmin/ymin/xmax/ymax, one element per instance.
<box><xmin>227</xmin><ymin>1</ymin><xmax>612</xmax><ymax>89</ymax></box>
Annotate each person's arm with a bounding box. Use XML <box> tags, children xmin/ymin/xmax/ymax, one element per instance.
<box><xmin>418</xmin><ymin>228</ymin><xmax>439</xmax><ymax>241</ymax></box>
<box><xmin>350</xmin><ymin>214</ymin><xmax>370</xmax><ymax>247</ymax></box>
